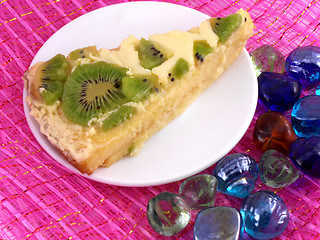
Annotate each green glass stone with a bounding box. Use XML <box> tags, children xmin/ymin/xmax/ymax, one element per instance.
<box><xmin>147</xmin><ymin>192</ymin><xmax>191</xmax><ymax>236</ymax></box>
<box><xmin>179</xmin><ymin>174</ymin><xmax>217</xmax><ymax>210</ymax></box>
<box><xmin>259</xmin><ymin>150</ymin><xmax>299</xmax><ymax>188</ymax></box>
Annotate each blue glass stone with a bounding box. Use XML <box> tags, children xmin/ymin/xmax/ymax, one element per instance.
<box><xmin>289</xmin><ymin>136</ymin><xmax>320</xmax><ymax>178</ymax></box>
<box><xmin>250</xmin><ymin>45</ymin><xmax>285</xmax><ymax>77</ymax></box>
<box><xmin>179</xmin><ymin>174</ymin><xmax>217</xmax><ymax>210</ymax></box>
<box><xmin>147</xmin><ymin>192</ymin><xmax>191</xmax><ymax>236</ymax></box>
<box><xmin>285</xmin><ymin>45</ymin><xmax>320</xmax><ymax>87</ymax></box>
<box><xmin>258</xmin><ymin>72</ymin><xmax>301</xmax><ymax>112</ymax></box>
<box><xmin>291</xmin><ymin>95</ymin><xmax>320</xmax><ymax>137</ymax></box>
<box><xmin>194</xmin><ymin>206</ymin><xmax>243</xmax><ymax>240</ymax></box>
<box><xmin>213</xmin><ymin>153</ymin><xmax>258</xmax><ymax>198</ymax></box>
<box><xmin>240</xmin><ymin>190</ymin><xmax>289</xmax><ymax>239</ymax></box>
<box><xmin>316</xmin><ymin>84</ymin><xmax>320</xmax><ymax>95</ymax></box>
<box><xmin>259</xmin><ymin>150</ymin><xmax>299</xmax><ymax>188</ymax></box>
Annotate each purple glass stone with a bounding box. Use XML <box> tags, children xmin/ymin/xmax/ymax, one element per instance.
<box><xmin>194</xmin><ymin>206</ymin><xmax>242</xmax><ymax>240</ymax></box>
<box><xmin>251</xmin><ymin>45</ymin><xmax>285</xmax><ymax>76</ymax></box>
<box><xmin>285</xmin><ymin>45</ymin><xmax>320</xmax><ymax>87</ymax></box>
<box><xmin>289</xmin><ymin>136</ymin><xmax>320</xmax><ymax>178</ymax></box>
<box><xmin>258</xmin><ymin>72</ymin><xmax>301</xmax><ymax>112</ymax></box>
<box><xmin>240</xmin><ymin>190</ymin><xmax>289</xmax><ymax>239</ymax></box>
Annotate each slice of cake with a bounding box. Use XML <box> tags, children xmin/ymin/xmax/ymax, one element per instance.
<box><xmin>24</xmin><ymin>9</ymin><xmax>254</xmax><ymax>175</ymax></box>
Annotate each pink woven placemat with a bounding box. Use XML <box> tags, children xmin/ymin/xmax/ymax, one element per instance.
<box><xmin>1</xmin><ymin>0</ymin><xmax>320</xmax><ymax>239</ymax></box>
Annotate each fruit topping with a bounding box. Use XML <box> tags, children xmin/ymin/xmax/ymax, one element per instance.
<box><xmin>122</xmin><ymin>76</ymin><xmax>154</xmax><ymax>102</ymax></box>
<box><xmin>137</xmin><ymin>38</ymin><xmax>169</xmax><ymax>70</ymax></box>
<box><xmin>193</xmin><ymin>40</ymin><xmax>213</xmax><ymax>62</ymax></box>
<box><xmin>102</xmin><ymin>105</ymin><xmax>135</xmax><ymax>131</ymax></box>
<box><xmin>61</xmin><ymin>61</ymin><xmax>128</xmax><ymax>126</ymax></box>
<box><xmin>40</xmin><ymin>81</ymin><xmax>64</xmax><ymax>105</ymax></box>
<box><xmin>67</xmin><ymin>46</ymin><xmax>98</xmax><ymax>67</ymax></box>
<box><xmin>36</xmin><ymin>54</ymin><xmax>71</xmax><ymax>105</ymax></box>
<box><xmin>171</xmin><ymin>58</ymin><xmax>189</xmax><ymax>79</ymax></box>
<box><xmin>211</xmin><ymin>13</ymin><xmax>242</xmax><ymax>44</ymax></box>
<box><xmin>41</xmin><ymin>54</ymin><xmax>71</xmax><ymax>82</ymax></box>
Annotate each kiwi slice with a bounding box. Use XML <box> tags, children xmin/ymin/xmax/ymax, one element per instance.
<box><xmin>40</xmin><ymin>81</ymin><xmax>64</xmax><ymax>105</ymax></box>
<box><xmin>33</xmin><ymin>54</ymin><xmax>70</xmax><ymax>105</ymax></box>
<box><xmin>102</xmin><ymin>105</ymin><xmax>135</xmax><ymax>131</ymax></box>
<box><xmin>170</xmin><ymin>58</ymin><xmax>189</xmax><ymax>79</ymax></box>
<box><xmin>211</xmin><ymin>13</ymin><xmax>242</xmax><ymax>44</ymax></box>
<box><xmin>137</xmin><ymin>38</ymin><xmax>169</xmax><ymax>70</ymax></box>
<box><xmin>67</xmin><ymin>46</ymin><xmax>98</xmax><ymax>66</ymax></box>
<box><xmin>193</xmin><ymin>40</ymin><xmax>213</xmax><ymax>62</ymax></box>
<box><xmin>41</xmin><ymin>54</ymin><xmax>71</xmax><ymax>82</ymax></box>
<box><xmin>122</xmin><ymin>76</ymin><xmax>154</xmax><ymax>102</ymax></box>
<box><xmin>61</xmin><ymin>61</ymin><xmax>129</xmax><ymax>126</ymax></box>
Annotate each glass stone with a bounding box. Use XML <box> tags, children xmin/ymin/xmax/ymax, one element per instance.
<box><xmin>258</xmin><ymin>72</ymin><xmax>301</xmax><ymax>112</ymax></box>
<box><xmin>253</xmin><ymin>112</ymin><xmax>296</xmax><ymax>155</ymax></box>
<box><xmin>316</xmin><ymin>84</ymin><xmax>320</xmax><ymax>95</ymax></box>
<box><xmin>213</xmin><ymin>153</ymin><xmax>258</xmax><ymax>198</ymax></box>
<box><xmin>240</xmin><ymin>190</ymin><xmax>289</xmax><ymax>239</ymax></box>
<box><xmin>286</xmin><ymin>45</ymin><xmax>320</xmax><ymax>87</ymax></box>
<box><xmin>179</xmin><ymin>174</ymin><xmax>217</xmax><ymax>210</ymax></box>
<box><xmin>194</xmin><ymin>206</ymin><xmax>242</xmax><ymax>240</ymax></box>
<box><xmin>147</xmin><ymin>192</ymin><xmax>191</xmax><ymax>236</ymax></box>
<box><xmin>291</xmin><ymin>95</ymin><xmax>320</xmax><ymax>138</ymax></box>
<box><xmin>289</xmin><ymin>136</ymin><xmax>320</xmax><ymax>178</ymax></box>
<box><xmin>250</xmin><ymin>45</ymin><xmax>285</xmax><ymax>76</ymax></box>
<box><xmin>259</xmin><ymin>150</ymin><xmax>299</xmax><ymax>188</ymax></box>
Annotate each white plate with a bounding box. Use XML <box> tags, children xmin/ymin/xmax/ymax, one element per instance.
<box><xmin>23</xmin><ymin>2</ymin><xmax>258</xmax><ymax>187</ymax></box>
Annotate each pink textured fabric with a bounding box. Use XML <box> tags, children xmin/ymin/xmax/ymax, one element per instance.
<box><xmin>1</xmin><ymin>0</ymin><xmax>320</xmax><ymax>239</ymax></box>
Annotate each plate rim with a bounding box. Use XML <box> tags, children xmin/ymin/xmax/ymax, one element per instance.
<box><xmin>23</xmin><ymin>1</ymin><xmax>258</xmax><ymax>187</ymax></box>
